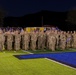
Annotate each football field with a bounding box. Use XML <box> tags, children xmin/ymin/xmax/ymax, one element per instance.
<box><xmin>0</xmin><ymin>50</ymin><xmax>76</xmax><ymax>75</ymax></box>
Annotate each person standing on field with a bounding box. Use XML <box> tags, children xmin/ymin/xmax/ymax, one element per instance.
<box><xmin>0</xmin><ymin>29</ymin><xmax>5</xmax><ymax>51</ymax></box>
<box><xmin>72</xmin><ymin>31</ymin><xmax>76</xmax><ymax>48</ymax></box>
<box><xmin>5</xmin><ymin>30</ymin><xmax>13</xmax><ymax>50</ymax></box>
<box><xmin>37</xmin><ymin>30</ymin><xmax>45</xmax><ymax>50</ymax></box>
<box><xmin>48</xmin><ymin>31</ymin><xmax>56</xmax><ymax>51</ymax></box>
<box><xmin>54</xmin><ymin>30</ymin><xmax>60</xmax><ymax>49</ymax></box>
<box><xmin>30</xmin><ymin>30</ymin><xmax>38</xmax><ymax>50</ymax></box>
<box><xmin>22</xmin><ymin>31</ymin><xmax>30</xmax><ymax>50</ymax></box>
<box><xmin>14</xmin><ymin>30</ymin><xmax>21</xmax><ymax>50</ymax></box>
<box><xmin>66</xmin><ymin>31</ymin><xmax>72</xmax><ymax>49</ymax></box>
<box><xmin>60</xmin><ymin>31</ymin><xmax>66</xmax><ymax>50</ymax></box>
<box><xmin>46</xmin><ymin>30</ymin><xmax>50</xmax><ymax>49</ymax></box>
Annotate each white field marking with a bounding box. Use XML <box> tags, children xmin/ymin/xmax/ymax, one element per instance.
<box><xmin>45</xmin><ymin>58</ymin><xmax>76</xmax><ymax>70</ymax></box>
<box><xmin>14</xmin><ymin>51</ymin><xmax>16</xmax><ymax>52</ymax></box>
<box><xmin>22</xmin><ymin>50</ymin><xmax>34</xmax><ymax>54</ymax></box>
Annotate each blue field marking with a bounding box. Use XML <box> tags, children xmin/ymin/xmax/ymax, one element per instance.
<box><xmin>14</xmin><ymin>52</ymin><xmax>76</xmax><ymax>68</ymax></box>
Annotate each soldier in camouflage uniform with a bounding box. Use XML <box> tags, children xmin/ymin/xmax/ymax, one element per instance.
<box><xmin>48</xmin><ymin>31</ymin><xmax>56</xmax><ymax>51</ymax></box>
<box><xmin>30</xmin><ymin>30</ymin><xmax>38</xmax><ymax>50</ymax></box>
<box><xmin>46</xmin><ymin>30</ymin><xmax>50</xmax><ymax>49</ymax></box>
<box><xmin>14</xmin><ymin>30</ymin><xmax>21</xmax><ymax>50</ymax></box>
<box><xmin>5</xmin><ymin>30</ymin><xmax>13</xmax><ymax>50</ymax></box>
<box><xmin>43</xmin><ymin>31</ymin><xmax>47</xmax><ymax>49</ymax></box>
<box><xmin>66</xmin><ymin>31</ymin><xmax>72</xmax><ymax>48</ymax></box>
<box><xmin>72</xmin><ymin>31</ymin><xmax>76</xmax><ymax>48</ymax></box>
<box><xmin>70</xmin><ymin>31</ymin><xmax>73</xmax><ymax>48</ymax></box>
<box><xmin>22</xmin><ymin>31</ymin><xmax>30</xmax><ymax>50</ymax></box>
<box><xmin>59</xmin><ymin>31</ymin><xmax>66</xmax><ymax>50</ymax></box>
<box><xmin>38</xmin><ymin>30</ymin><xmax>45</xmax><ymax>50</ymax></box>
<box><xmin>55</xmin><ymin>30</ymin><xmax>60</xmax><ymax>49</ymax></box>
<box><xmin>0</xmin><ymin>29</ymin><xmax>5</xmax><ymax>51</ymax></box>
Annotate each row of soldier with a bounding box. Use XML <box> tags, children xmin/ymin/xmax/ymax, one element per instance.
<box><xmin>0</xmin><ymin>29</ymin><xmax>76</xmax><ymax>51</ymax></box>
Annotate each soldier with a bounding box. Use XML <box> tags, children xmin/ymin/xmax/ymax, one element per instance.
<box><xmin>20</xmin><ymin>29</ymin><xmax>25</xmax><ymax>49</ymax></box>
<box><xmin>37</xmin><ymin>30</ymin><xmax>45</xmax><ymax>50</ymax></box>
<box><xmin>70</xmin><ymin>31</ymin><xmax>73</xmax><ymax>48</ymax></box>
<box><xmin>0</xmin><ymin>29</ymin><xmax>5</xmax><ymax>51</ymax></box>
<box><xmin>72</xmin><ymin>31</ymin><xmax>76</xmax><ymax>48</ymax></box>
<box><xmin>30</xmin><ymin>30</ymin><xmax>38</xmax><ymax>50</ymax></box>
<box><xmin>59</xmin><ymin>31</ymin><xmax>66</xmax><ymax>50</ymax></box>
<box><xmin>22</xmin><ymin>31</ymin><xmax>30</xmax><ymax>50</ymax></box>
<box><xmin>5</xmin><ymin>30</ymin><xmax>13</xmax><ymax>50</ymax></box>
<box><xmin>43</xmin><ymin>31</ymin><xmax>47</xmax><ymax>49</ymax></box>
<box><xmin>48</xmin><ymin>31</ymin><xmax>56</xmax><ymax>51</ymax></box>
<box><xmin>66</xmin><ymin>31</ymin><xmax>72</xmax><ymax>48</ymax></box>
<box><xmin>14</xmin><ymin>30</ymin><xmax>21</xmax><ymax>50</ymax></box>
<box><xmin>46</xmin><ymin>30</ymin><xmax>50</xmax><ymax>49</ymax></box>
<box><xmin>55</xmin><ymin>30</ymin><xmax>60</xmax><ymax>49</ymax></box>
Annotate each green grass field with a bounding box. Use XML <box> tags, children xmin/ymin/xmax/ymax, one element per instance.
<box><xmin>29</xmin><ymin>48</ymin><xmax>76</xmax><ymax>54</ymax></box>
<box><xmin>0</xmin><ymin>50</ymin><xmax>76</xmax><ymax>75</ymax></box>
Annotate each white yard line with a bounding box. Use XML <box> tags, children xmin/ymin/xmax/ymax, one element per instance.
<box><xmin>22</xmin><ymin>50</ymin><xmax>34</xmax><ymax>54</ymax></box>
<box><xmin>45</xmin><ymin>58</ymin><xmax>76</xmax><ymax>70</ymax></box>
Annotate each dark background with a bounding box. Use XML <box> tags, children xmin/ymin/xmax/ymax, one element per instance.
<box><xmin>0</xmin><ymin>0</ymin><xmax>76</xmax><ymax>31</ymax></box>
<box><xmin>0</xmin><ymin>0</ymin><xmax>76</xmax><ymax>17</ymax></box>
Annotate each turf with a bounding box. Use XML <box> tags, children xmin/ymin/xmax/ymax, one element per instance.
<box><xmin>29</xmin><ymin>48</ymin><xmax>76</xmax><ymax>54</ymax></box>
<box><xmin>0</xmin><ymin>50</ymin><xmax>76</xmax><ymax>75</ymax></box>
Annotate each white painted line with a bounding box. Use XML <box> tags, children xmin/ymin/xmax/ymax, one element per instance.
<box><xmin>45</xmin><ymin>58</ymin><xmax>76</xmax><ymax>70</ymax></box>
<box><xmin>22</xmin><ymin>50</ymin><xmax>34</xmax><ymax>54</ymax></box>
<box><xmin>14</xmin><ymin>51</ymin><xmax>16</xmax><ymax>53</ymax></box>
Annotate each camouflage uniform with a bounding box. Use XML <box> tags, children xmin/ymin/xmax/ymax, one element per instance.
<box><xmin>43</xmin><ymin>32</ymin><xmax>47</xmax><ymax>49</ymax></box>
<box><xmin>46</xmin><ymin>31</ymin><xmax>50</xmax><ymax>49</ymax></box>
<box><xmin>38</xmin><ymin>31</ymin><xmax>45</xmax><ymax>50</ymax></box>
<box><xmin>72</xmin><ymin>31</ymin><xmax>76</xmax><ymax>48</ymax></box>
<box><xmin>6</xmin><ymin>31</ymin><xmax>13</xmax><ymax>50</ymax></box>
<box><xmin>22</xmin><ymin>31</ymin><xmax>30</xmax><ymax>50</ymax></box>
<box><xmin>55</xmin><ymin>30</ymin><xmax>60</xmax><ymax>49</ymax></box>
<box><xmin>14</xmin><ymin>31</ymin><xmax>21</xmax><ymax>50</ymax></box>
<box><xmin>48</xmin><ymin>31</ymin><xmax>56</xmax><ymax>51</ymax></box>
<box><xmin>30</xmin><ymin>31</ymin><xmax>38</xmax><ymax>50</ymax></box>
<box><xmin>70</xmin><ymin>31</ymin><xmax>73</xmax><ymax>48</ymax></box>
<box><xmin>0</xmin><ymin>30</ymin><xmax>5</xmax><ymax>51</ymax></box>
<box><xmin>66</xmin><ymin>31</ymin><xmax>72</xmax><ymax>48</ymax></box>
<box><xmin>60</xmin><ymin>31</ymin><xmax>66</xmax><ymax>50</ymax></box>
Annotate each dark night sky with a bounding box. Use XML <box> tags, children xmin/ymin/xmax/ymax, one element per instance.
<box><xmin>0</xmin><ymin>0</ymin><xmax>76</xmax><ymax>17</ymax></box>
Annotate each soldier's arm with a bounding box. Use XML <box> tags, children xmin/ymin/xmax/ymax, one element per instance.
<box><xmin>20</xmin><ymin>31</ymin><xmax>24</xmax><ymax>36</ymax></box>
<box><xmin>19</xmin><ymin>34</ymin><xmax>21</xmax><ymax>41</ymax></box>
<box><xmin>3</xmin><ymin>34</ymin><xmax>5</xmax><ymax>42</ymax></box>
<box><xmin>3</xmin><ymin>32</ymin><xmax>7</xmax><ymax>36</ymax></box>
<box><xmin>11</xmin><ymin>34</ymin><xmax>14</xmax><ymax>42</ymax></box>
<box><xmin>28</xmin><ymin>33</ymin><xmax>31</xmax><ymax>42</ymax></box>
